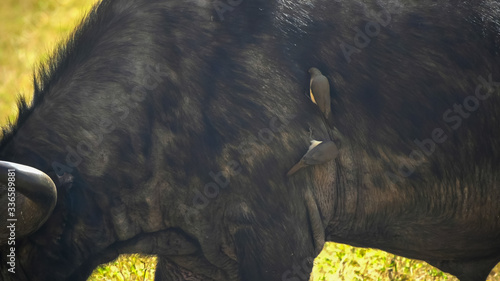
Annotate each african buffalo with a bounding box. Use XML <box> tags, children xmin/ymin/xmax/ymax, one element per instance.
<box><xmin>1</xmin><ymin>0</ymin><xmax>499</xmax><ymax>280</ymax></box>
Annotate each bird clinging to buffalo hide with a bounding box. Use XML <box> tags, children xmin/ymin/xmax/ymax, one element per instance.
<box><xmin>308</xmin><ymin>67</ymin><xmax>335</xmax><ymax>129</ymax></box>
<box><xmin>286</xmin><ymin>140</ymin><xmax>339</xmax><ymax>176</ymax></box>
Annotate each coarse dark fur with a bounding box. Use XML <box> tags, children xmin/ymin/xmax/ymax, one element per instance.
<box><xmin>0</xmin><ymin>0</ymin><xmax>499</xmax><ymax>280</ymax></box>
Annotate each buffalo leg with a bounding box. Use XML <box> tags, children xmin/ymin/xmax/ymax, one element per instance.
<box><xmin>428</xmin><ymin>256</ymin><xmax>500</xmax><ymax>281</ymax></box>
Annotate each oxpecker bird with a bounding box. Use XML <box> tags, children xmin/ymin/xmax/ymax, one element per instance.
<box><xmin>287</xmin><ymin>140</ymin><xmax>339</xmax><ymax>176</ymax></box>
<box><xmin>309</xmin><ymin>67</ymin><xmax>335</xmax><ymax>128</ymax></box>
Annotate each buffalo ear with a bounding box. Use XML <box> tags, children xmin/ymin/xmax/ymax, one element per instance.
<box><xmin>0</xmin><ymin>161</ymin><xmax>57</xmax><ymax>245</ymax></box>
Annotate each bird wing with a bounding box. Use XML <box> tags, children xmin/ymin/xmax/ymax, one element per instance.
<box><xmin>303</xmin><ymin>142</ymin><xmax>339</xmax><ymax>165</ymax></box>
<box><xmin>310</xmin><ymin>75</ymin><xmax>330</xmax><ymax>106</ymax></box>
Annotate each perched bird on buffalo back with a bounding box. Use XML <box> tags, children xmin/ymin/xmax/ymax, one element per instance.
<box><xmin>309</xmin><ymin>67</ymin><xmax>335</xmax><ymax>129</ymax></box>
<box><xmin>287</xmin><ymin>140</ymin><xmax>339</xmax><ymax>176</ymax></box>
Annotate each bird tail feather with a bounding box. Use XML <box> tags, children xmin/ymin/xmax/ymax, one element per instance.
<box><xmin>287</xmin><ymin>162</ymin><xmax>303</xmax><ymax>177</ymax></box>
<box><xmin>325</xmin><ymin>113</ymin><xmax>335</xmax><ymax>129</ymax></box>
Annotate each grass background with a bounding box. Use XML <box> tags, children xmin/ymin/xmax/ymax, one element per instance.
<box><xmin>0</xmin><ymin>0</ymin><xmax>498</xmax><ymax>280</ymax></box>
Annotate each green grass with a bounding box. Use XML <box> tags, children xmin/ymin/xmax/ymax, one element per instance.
<box><xmin>0</xmin><ymin>1</ymin><xmax>499</xmax><ymax>280</ymax></box>
<box><xmin>87</xmin><ymin>255</ymin><xmax>157</xmax><ymax>281</ymax></box>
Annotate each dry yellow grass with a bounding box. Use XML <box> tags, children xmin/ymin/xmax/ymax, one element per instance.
<box><xmin>0</xmin><ymin>1</ymin><xmax>498</xmax><ymax>280</ymax></box>
<box><xmin>0</xmin><ymin>0</ymin><xmax>96</xmax><ymax>122</ymax></box>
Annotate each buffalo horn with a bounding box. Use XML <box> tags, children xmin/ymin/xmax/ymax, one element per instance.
<box><xmin>0</xmin><ymin>161</ymin><xmax>57</xmax><ymax>244</ymax></box>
